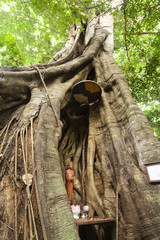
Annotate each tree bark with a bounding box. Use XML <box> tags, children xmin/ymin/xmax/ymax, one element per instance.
<box><xmin>0</xmin><ymin>13</ymin><xmax>160</xmax><ymax>240</ymax></box>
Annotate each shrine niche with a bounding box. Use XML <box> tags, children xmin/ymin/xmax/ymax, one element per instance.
<box><xmin>59</xmin><ymin>80</ymin><xmax>115</xmax><ymax>239</ymax></box>
<box><xmin>59</xmin><ymin>79</ymin><xmax>102</xmax><ymax>206</ymax></box>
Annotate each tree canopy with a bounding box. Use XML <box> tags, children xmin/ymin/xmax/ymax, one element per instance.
<box><xmin>0</xmin><ymin>0</ymin><xmax>160</xmax><ymax>139</ymax></box>
<box><xmin>113</xmin><ymin>0</ymin><xmax>160</xmax><ymax>139</ymax></box>
<box><xmin>0</xmin><ymin>0</ymin><xmax>109</xmax><ymax>65</ymax></box>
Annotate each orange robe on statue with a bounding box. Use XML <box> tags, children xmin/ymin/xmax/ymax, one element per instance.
<box><xmin>65</xmin><ymin>162</ymin><xmax>74</xmax><ymax>203</ymax></box>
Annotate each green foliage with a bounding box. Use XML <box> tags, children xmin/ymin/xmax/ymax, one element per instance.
<box><xmin>114</xmin><ymin>0</ymin><xmax>160</xmax><ymax>99</ymax></box>
<box><xmin>0</xmin><ymin>0</ymin><xmax>68</xmax><ymax>65</ymax></box>
<box><xmin>113</xmin><ymin>0</ymin><xmax>160</xmax><ymax>140</ymax></box>
<box><xmin>0</xmin><ymin>33</ymin><xmax>24</xmax><ymax>66</ymax></box>
<box><xmin>138</xmin><ymin>101</ymin><xmax>160</xmax><ymax>141</ymax></box>
<box><xmin>0</xmin><ymin>0</ymin><xmax>108</xmax><ymax>65</ymax></box>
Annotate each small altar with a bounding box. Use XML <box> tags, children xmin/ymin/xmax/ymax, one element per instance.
<box><xmin>75</xmin><ymin>217</ymin><xmax>116</xmax><ymax>239</ymax></box>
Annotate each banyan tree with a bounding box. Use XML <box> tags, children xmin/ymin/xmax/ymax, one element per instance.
<box><xmin>0</xmin><ymin>12</ymin><xmax>160</xmax><ymax>240</ymax></box>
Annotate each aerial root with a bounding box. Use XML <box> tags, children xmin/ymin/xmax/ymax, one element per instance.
<box><xmin>0</xmin><ymin>116</ymin><xmax>16</xmax><ymax>160</ymax></box>
<box><xmin>116</xmin><ymin>185</ymin><xmax>119</xmax><ymax>240</ymax></box>
<box><xmin>32</xmin><ymin>65</ymin><xmax>59</xmax><ymax>126</ymax></box>
<box><xmin>14</xmin><ymin>131</ymin><xmax>19</xmax><ymax>240</ymax></box>
<box><xmin>81</xmin><ymin>133</ymin><xmax>87</xmax><ymax>204</ymax></box>
<box><xmin>0</xmin><ymin>124</ymin><xmax>7</xmax><ymax>138</ymax></box>
<box><xmin>20</xmin><ymin>128</ymin><xmax>39</xmax><ymax>240</ymax></box>
<box><xmin>73</xmin><ymin>133</ymin><xmax>84</xmax><ymax>178</ymax></box>
<box><xmin>86</xmin><ymin>123</ymin><xmax>104</xmax><ymax>217</ymax></box>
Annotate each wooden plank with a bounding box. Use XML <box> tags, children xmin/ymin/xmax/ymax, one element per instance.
<box><xmin>75</xmin><ymin>217</ymin><xmax>116</xmax><ymax>226</ymax></box>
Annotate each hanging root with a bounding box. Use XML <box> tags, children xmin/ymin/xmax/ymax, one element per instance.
<box><xmin>14</xmin><ymin>131</ymin><xmax>19</xmax><ymax>240</ymax></box>
<box><xmin>0</xmin><ymin>116</ymin><xmax>15</xmax><ymax>160</ymax></box>
<box><xmin>116</xmin><ymin>185</ymin><xmax>119</xmax><ymax>240</ymax></box>
<box><xmin>73</xmin><ymin>133</ymin><xmax>84</xmax><ymax>178</ymax></box>
<box><xmin>20</xmin><ymin>128</ymin><xmax>39</xmax><ymax>240</ymax></box>
<box><xmin>24</xmin><ymin>194</ymin><xmax>27</xmax><ymax>240</ymax></box>
<box><xmin>84</xmin><ymin>106</ymin><xmax>105</xmax><ymax>217</ymax></box>
<box><xmin>2</xmin><ymin>115</ymin><xmax>49</xmax><ymax>239</ymax></box>
<box><xmin>82</xmin><ymin>134</ymin><xmax>87</xmax><ymax>204</ymax></box>
<box><xmin>0</xmin><ymin>124</ymin><xmax>7</xmax><ymax>138</ymax></box>
<box><xmin>32</xmin><ymin>65</ymin><xmax>59</xmax><ymax>126</ymax></box>
<box><xmin>86</xmin><ymin>134</ymin><xmax>105</xmax><ymax>217</ymax></box>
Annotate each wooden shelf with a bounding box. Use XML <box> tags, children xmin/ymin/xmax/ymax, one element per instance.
<box><xmin>75</xmin><ymin>217</ymin><xmax>115</xmax><ymax>226</ymax></box>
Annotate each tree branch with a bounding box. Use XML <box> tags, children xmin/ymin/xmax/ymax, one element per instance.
<box><xmin>140</xmin><ymin>4</ymin><xmax>160</xmax><ymax>25</ymax></box>
<box><xmin>0</xmin><ymin>27</ymin><xmax>108</xmax><ymax>82</ymax></box>
<box><xmin>132</xmin><ymin>31</ymin><xmax>158</xmax><ymax>35</ymax></box>
<box><xmin>85</xmin><ymin>1</ymin><xmax>108</xmax><ymax>10</ymax></box>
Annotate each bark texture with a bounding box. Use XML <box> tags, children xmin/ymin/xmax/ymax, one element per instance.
<box><xmin>0</xmin><ymin>13</ymin><xmax>160</xmax><ymax>240</ymax></box>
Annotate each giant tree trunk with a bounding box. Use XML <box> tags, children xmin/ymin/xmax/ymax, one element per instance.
<box><xmin>0</xmin><ymin>13</ymin><xmax>160</xmax><ymax>240</ymax></box>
